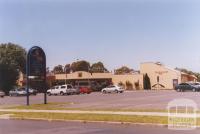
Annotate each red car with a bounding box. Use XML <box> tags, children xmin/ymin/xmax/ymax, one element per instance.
<box><xmin>79</xmin><ymin>87</ymin><xmax>92</xmax><ymax>94</ymax></box>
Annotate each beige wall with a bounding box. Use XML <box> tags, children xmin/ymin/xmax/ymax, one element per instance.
<box><xmin>55</xmin><ymin>71</ymin><xmax>112</xmax><ymax>80</ymax></box>
<box><xmin>55</xmin><ymin>71</ymin><xmax>143</xmax><ymax>90</ymax></box>
<box><xmin>112</xmin><ymin>74</ymin><xmax>143</xmax><ymax>90</ymax></box>
<box><xmin>140</xmin><ymin>62</ymin><xmax>182</xmax><ymax>89</ymax></box>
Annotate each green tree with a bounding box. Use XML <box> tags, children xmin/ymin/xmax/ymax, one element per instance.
<box><xmin>0</xmin><ymin>43</ymin><xmax>26</xmax><ymax>94</ymax></box>
<box><xmin>53</xmin><ymin>65</ymin><xmax>64</xmax><ymax>74</ymax></box>
<box><xmin>71</xmin><ymin>60</ymin><xmax>90</xmax><ymax>72</ymax></box>
<box><xmin>64</xmin><ymin>64</ymin><xmax>71</xmax><ymax>74</ymax></box>
<box><xmin>125</xmin><ymin>81</ymin><xmax>133</xmax><ymax>90</ymax></box>
<box><xmin>143</xmin><ymin>73</ymin><xmax>151</xmax><ymax>90</ymax></box>
<box><xmin>91</xmin><ymin>62</ymin><xmax>108</xmax><ymax>73</ymax></box>
<box><xmin>114</xmin><ymin>66</ymin><xmax>134</xmax><ymax>75</ymax></box>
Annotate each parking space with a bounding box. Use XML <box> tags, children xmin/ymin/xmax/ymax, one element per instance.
<box><xmin>1</xmin><ymin>90</ymin><xmax>200</xmax><ymax>110</ymax></box>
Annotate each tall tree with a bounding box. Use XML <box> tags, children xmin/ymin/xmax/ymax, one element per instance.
<box><xmin>64</xmin><ymin>64</ymin><xmax>71</xmax><ymax>74</ymax></box>
<box><xmin>53</xmin><ymin>65</ymin><xmax>64</xmax><ymax>74</ymax></box>
<box><xmin>71</xmin><ymin>60</ymin><xmax>90</xmax><ymax>72</ymax></box>
<box><xmin>91</xmin><ymin>62</ymin><xmax>108</xmax><ymax>73</ymax></box>
<box><xmin>0</xmin><ymin>43</ymin><xmax>26</xmax><ymax>94</ymax></box>
<box><xmin>143</xmin><ymin>73</ymin><xmax>151</xmax><ymax>90</ymax></box>
<box><xmin>114</xmin><ymin>66</ymin><xmax>134</xmax><ymax>75</ymax></box>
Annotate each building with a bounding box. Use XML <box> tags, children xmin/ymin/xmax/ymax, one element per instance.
<box><xmin>54</xmin><ymin>71</ymin><xmax>143</xmax><ymax>90</ymax></box>
<box><xmin>18</xmin><ymin>62</ymin><xmax>197</xmax><ymax>90</ymax></box>
<box><xmin>140</xmin><ymin>62</ymin><xmax>197</xmax><ymax>89</ymax></box>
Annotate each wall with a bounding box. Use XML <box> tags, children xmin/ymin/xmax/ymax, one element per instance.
<box><xmin>140</xmin><ymin>62</ymin><xmax>181</xmax><ymax>89</ymax></box>
<box><xmin>112</xmin><ymin>74</ymin><xmax>143</xmax><ymax>90</ymax></box>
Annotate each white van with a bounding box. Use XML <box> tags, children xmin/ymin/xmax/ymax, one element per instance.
<box><xmin>47</xmin><ymin>84</ymin><xmax>78</xmax><ymax>96</ymax></box>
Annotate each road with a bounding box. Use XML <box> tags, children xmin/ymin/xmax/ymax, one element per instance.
<box><xmin>1</xmin><ymin>90</ymin><xmax>200</xmax><ymax>110</ymax></box>
<box><xmin>0</xmin><ymin>119</ymin><xmax>199</xmax><ymax>134</ymax></box>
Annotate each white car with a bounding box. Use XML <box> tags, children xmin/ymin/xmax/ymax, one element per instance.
<box><xmin>47</xmin><ymin>84</ymin><xmax>77</xmax><ymax>96</ymax></box>
<box><xmin>0</xmin><ymin>90</ymin><xmax>5</xmax><ymax>98</ymax></box>
<box><xmin>9</xmin><ymin>88</ymin><xmax>27</xmax><ymax>96</ymax></box>
<box><xmin>101</xmin><ymin>85</ymin><xmax>124</xmax><ymax>94</ymax></box>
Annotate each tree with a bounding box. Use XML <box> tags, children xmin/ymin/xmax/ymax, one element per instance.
<box><xmin>71</xmin><ymin>60</ymin><xmax>90</xmax><ymax>72</ymax></box>
<box><xmin>118</xmin><ymin>81</ymin><xmax>125</xmax><ymax>89</ymax></box>
<box><xmin>64</xmin><ymin>64</ymin><xmax>71</xmax><ymax>74</ymax></box>
<box><xmin>114</xmin><ymin>66</ymin><xmax>134</xmax><ymax>75</ymax></box>
<box><xmin>91</xmin><ymin>62</ymin><xmax>108</xmax><ymax>73</ymax></box>
<box><xmin>53</xmin><ymin>65</ymin><xmax>64</xmax><ymax>74</ymax></box>
<box><xmin>143</xmin><ymin>73</ymin><xmax>151</xmax><ymax>90</ymax></box>
<box><xmin>0</xmin><ymin>43</ymin><xmax>26</xmax><ymax>94</ymax></box>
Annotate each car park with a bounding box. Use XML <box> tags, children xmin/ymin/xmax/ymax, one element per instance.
<box><xmin>101</xmin><ymin>85</ymin><xmax>124</xmax><ymax>93</ymax></box>
<box><xmin>175</xmin><ymin>83</ymin><xmax>200</xmax><ymax>92</ymax></box>
<box><xmin>47</xmin><ymin>84</ymin><xmax>78</xmax><ymax>96</ymax></box>
<box><xmin>0</xmin><ymin>90</ymin><xmax>5</xmax><ymax>98</ymax></box>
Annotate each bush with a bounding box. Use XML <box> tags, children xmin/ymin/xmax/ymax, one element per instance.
<box><xmin>125</xmin><ymin>81</ymin><xmax>133</xmax><ymax>90</ymax></box>
<box><xmin>118</xmin><ymin>82</ymin><xmax>125</xmax><ymax>89</ymax></box>
<box><xmin>134</xmin><ymin>81</ymin><xmax>140</xmax><ymax>90</ymax></box>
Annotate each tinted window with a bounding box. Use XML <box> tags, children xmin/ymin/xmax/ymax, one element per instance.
<box><xmin>67</xmin><ymin>85</ymin><xmax>72</xmax><ymax>89</ymax></box>
<box><xmin>180</xmin><ymin>83</ymin><xmax>187</xmax><ymax>85</ymax></box>
<box><xmin>61</xmin><ymin>86</ymin><xmax>66</xmax><ymax>89</ymax></box>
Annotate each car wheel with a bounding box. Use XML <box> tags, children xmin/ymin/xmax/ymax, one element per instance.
<box><xmin>192</xmin><ymin>89</ymin><xmax>196</xmax><ymax>92</ymax></box>
<box><xmin>103</xmin><ymin>90</ymin><xmax>107</xmax><ymax>94</ymax></box>
<box><xmin>115</xmin><ymin>90</ymin><xmax>119</xmax><ymax>93</ymax></box>
<box><xmin>47</xmin><ymin>92</ymin><xmax>51</xmax><ymax>96</ymax></box>
<box><xmin>177</xmin><ymin>89</ymin><xmax>181</xmax><ymax>92</ymax></box>
<box><xmin>60</xmin><ymin>91</ymin><xmax>64</xmax><ymax>96</ymax></box>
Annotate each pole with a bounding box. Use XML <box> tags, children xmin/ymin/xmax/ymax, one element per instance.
<box><xmin>26</xmin><ymin>79</ymin><xmax>30</xmax><ymax>106</ymax></box>
<box><xmin>26</xmin><ymin>59</ymin><xmax>30</xmax><ymax>106</ymax></box>
<box><xmin>44</xmin><ymin>92</ymin><xmax>47</xmax><ymax>104</ymax></box>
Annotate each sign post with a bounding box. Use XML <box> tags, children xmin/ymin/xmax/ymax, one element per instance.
<box><xmin>26</xmin><ymin>46</ymin><xmax>47</xmax><ymax>106</ymax></box>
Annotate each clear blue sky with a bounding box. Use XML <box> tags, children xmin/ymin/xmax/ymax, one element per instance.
<box><xmin>1</xmin><ymin>0</ymin><xmax>200</xmax><ymax>72</ymax></box>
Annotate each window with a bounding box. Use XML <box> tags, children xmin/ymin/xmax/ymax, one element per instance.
<box><xmin>67</xmin><ymin>85</ymin><xmax>72</xmax><ymax>89</ymax></box>
<box><xmin>61</xmin><ymin>86</ymin><xmax>66</xmax><ymax>89</ymax></box>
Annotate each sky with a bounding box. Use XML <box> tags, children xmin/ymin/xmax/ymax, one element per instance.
<box><xmin>1</xmin><ymin>0</ymin><xmax>200</xmax><ymax>72</ymax></box>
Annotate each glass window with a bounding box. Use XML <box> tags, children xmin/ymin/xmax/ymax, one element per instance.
<box><xmin>61</xmin><ymin>86</ymin><xmax>66</xmax><ymax>89</ymax></box>
<box><xmin>67</xmin><ymin>85</ymin><xmax>72</xmax><ymax>89</ymax></box>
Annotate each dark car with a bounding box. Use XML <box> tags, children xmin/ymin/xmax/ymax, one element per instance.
<box><xmin>175</xmin><ymin>83</ymin><xmax>200</xmax><ymax>92</ymax></box>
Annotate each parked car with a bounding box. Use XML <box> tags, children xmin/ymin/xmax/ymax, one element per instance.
<box><xmin>79</xmin><ymin>87</ymin><xmax>92</xmax><ymax>94</ymax></box>
<box><xmin>75</xmin><ymin>81</ymin><xmax>92</xmax><ymax>94</ymax></box>
<box><xmin>175</xmin><ymin>83</ymin><xmax>200</xmax><ymax>92</ymax></box>
<box><xmin>28</xmin><ymin>88</ymin><xmax>38</xmax><ymax>95</ymax></box>
<box><xmin>0</xmin><ymin>90</ymin><xmax>5</xmax><ymax>98</ymax></box>
<box><xmin>101</xmin><ymin>85</ymin><xmax>124</xmax><ymax>93</ymax></box>
<box><xmin>193</xmin><ymin>82</ymin><xmax>200</xmax><ymax>89</ymax></box>
<box><xmin>9</xmin><ymin>88</ymin><xmax>27</xmax><ymax>96</ymax></box>
<box><xmin>47</xmin><ymin>84</ymin><xmax>78</xmax><ymax>96</ymax></box>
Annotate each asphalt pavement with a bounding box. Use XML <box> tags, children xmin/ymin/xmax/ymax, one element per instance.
<box><xmin>1</xmin><ymin>90</ymin><xmax>200</xmax><ymax>110</ymax></box>
<box><xmin>0</xmin><ymin>119</ymin><xmax>199</xmax><ymax>134</ymax></box>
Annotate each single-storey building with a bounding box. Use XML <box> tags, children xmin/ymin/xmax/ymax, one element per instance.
<box><xmin>18</xmin><ymin>62</ymin><xmax>197</xmax><ymax>90</ymax></box>
<box><xmin>55</xmin><ymin>71</ymin><xmax>143</xmax><ymax>90</ymax></box>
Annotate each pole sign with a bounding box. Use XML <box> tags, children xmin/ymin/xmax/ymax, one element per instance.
<box><xmin>26</xmin><ymin>46</ymin><xmax>47</xmax><ymax>105</ymax></box>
